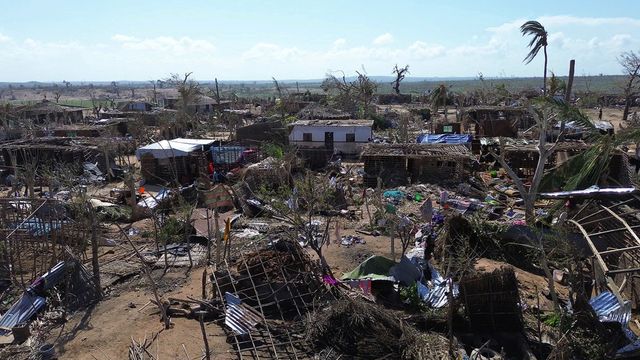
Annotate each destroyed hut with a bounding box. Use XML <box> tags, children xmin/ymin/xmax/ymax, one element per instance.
<box><xmin>462</xmin><ymin>106</ymin><xmax>534</xmax><ymax>137</ymax></box>
<box><xmin>362</xmin><ymin>143</ymin><xmax>471</xmax><ymax>187</ymax></box>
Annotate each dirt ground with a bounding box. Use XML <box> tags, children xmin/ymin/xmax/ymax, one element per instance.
<box><xmin>49</xmin><ymin>267</ymin><xmax>234</xmax><ymax>360</ymax></box>
<box><xmin>583</xmin><ymin>107</ymin><xmax>628</xmax><ymax>130</ymax></box>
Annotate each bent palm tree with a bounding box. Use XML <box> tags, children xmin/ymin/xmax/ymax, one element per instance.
<box><xmin>521</xmin><ymin>21</ymin><xmax>548</xmax><ymax>96</ymax></box>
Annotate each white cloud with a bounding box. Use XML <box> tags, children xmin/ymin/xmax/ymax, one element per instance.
<box><xmin>241</xmin><ymin>43</ymin><xmax>303</xmax><ymax>61</ymax></box>
<box><xmin>0</xmin><ymin>33</ymin><xmax>10</xmax><ymax>43</ymax></box>
<box><xmin>111</xmin><ymin>34</ymin><xmax>138</xmax><ymax>42</ymax></box>
<box><xmin>111</xmin><ymin>34</ymin><xmax>215</xmax><ymax>53</ymax></box>
<box><xmin>406</xmin><ymin>41</ymin><xmax>445</xmax><ymax>59</ymax></box>
<box><xmin>372</xmin><ymin>33</ymin><xmax>394</xmax><ymax>46</ymax></box>
<box><xmin>332</xmin><ymin>38</ymin><xmax>346</xmax><ymax>48</ymax></box>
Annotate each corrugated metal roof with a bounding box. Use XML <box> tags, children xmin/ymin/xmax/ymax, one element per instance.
<box><xmin>589</xmin><ymin>291</ymin><xmax>631</xmax><ymax>326</ymax></box>
<box><xmin>224</xmin><ymin>292</ymin><xmax>261</xmax><ymax>335</ymax></box>
<box><xmin>0</xmin><ymin>293</ymin><xmax>45</xmax><ymax>336</ymax></box>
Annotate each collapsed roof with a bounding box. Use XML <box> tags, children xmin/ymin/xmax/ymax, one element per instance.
<box><xmin>362</xmin><ymin>143</ymin><xmax>472</xmax><ymax>159</ymax></box>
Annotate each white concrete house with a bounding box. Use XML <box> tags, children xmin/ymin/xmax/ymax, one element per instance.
<box><xmin>288</xmin><ymin>119</ymin><xmax>373</xmax><ymax>156</ymax></box>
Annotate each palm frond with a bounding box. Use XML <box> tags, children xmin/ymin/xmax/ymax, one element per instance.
<box><xmin>520</xmin><ymin>21</ymin><xmax>548</xmax><ymax>64</ymax></box>
<box><xmin>614</xmin><ymin>128</ymin><xmax>640</xmax><ymax>145</ymax></box>
<box><xmin>541</xmin><ymin>140</ymin><xmax>614</xmax><ymax>192</ymax></box>
<box><xmin>535</xmin><ymin>96</ymin><xmax>598</xmax><ymax>138</ymax></box>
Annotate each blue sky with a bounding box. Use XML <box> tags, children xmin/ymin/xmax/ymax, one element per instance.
<box><xmin>1</xmin><ymin>0</ymin><xmax>639</xmax><ymax>81</ymax></box>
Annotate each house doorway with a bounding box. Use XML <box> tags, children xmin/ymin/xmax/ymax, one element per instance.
<box><xmin>324</xmin><ymin>132</ymin><xmax>334</xmax><ymax>150</ymax></box>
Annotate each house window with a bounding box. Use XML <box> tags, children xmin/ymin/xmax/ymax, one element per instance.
<box><xmin>302</xmin><ymin>133</ymin><xmax>312</xmax><ymax>142</ymax></box>
<box><xmin>443</xmin><ymin>125</ymin><xmax>453</xmax><ymax>133</ymax></box>
<box><xmin>346</xmin><ymin>133</ymin><xmax>356</xmax><ymax>142</ymax></box>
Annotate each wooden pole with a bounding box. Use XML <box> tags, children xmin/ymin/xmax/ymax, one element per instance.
<box><xmin>199</xmin><ymin>313</ymin><xmax>211</xmax><ymax>360</ymax></box>
<box><xmin>201</xmin><ymin>267</ymin><xmax>207</xmax><ymax>300</ymax></box>
<box><xmin>89</xmin><ymin>202</ymin><xmax>103</xmax><ymax>300</ymax></box>
<box><xmin>214</xmin><ymin>209</ymin><xmax>221</xmax><ymax>265</ymax></box>
<box><xmin>206</xmin><ymin>208</ymin><xmax>212</xmax><ymax>264</ymax></box>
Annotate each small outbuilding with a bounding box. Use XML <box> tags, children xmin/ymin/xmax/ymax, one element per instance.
<box><xmin>136</xmin><ymin>138</ymin><xmax>216</xmax><ymax>185</ymax></box>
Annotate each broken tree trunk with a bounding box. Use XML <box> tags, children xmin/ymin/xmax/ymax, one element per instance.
<box><xmin>559</xmin><ymin>59</ymin><xmax>576</xmax><ymax>141</ymax></box>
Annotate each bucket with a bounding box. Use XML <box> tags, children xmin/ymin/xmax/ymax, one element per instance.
<box><xmin>38</xmin><ymin>343</ymin><xmax>56</xmax><ymax>360</ymax></box>
<box><xmin>11</xmin><ymin>322</ymin><xmax>30</xmax><ymax>343</ymax></box>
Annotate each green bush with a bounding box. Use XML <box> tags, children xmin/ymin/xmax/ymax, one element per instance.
<box><xmin>399</xmin><ymin>282</ymin><xmax>427</xmax><ymax>312</ymax></box>
<box><xmin>262</xmin><ymin>143</ymin><xmax>284</xmax><ymax>159</ymax></box>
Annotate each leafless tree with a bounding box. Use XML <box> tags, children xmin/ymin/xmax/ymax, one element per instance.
<box><xmin>487</xmin><ymin>99</ymin><xmax>574</xmax><ymax>224</ymax></box>
<box><xmin>149</xmin><ymin>80</ymin><xmax>158</xmax><ymax>104</ymax></box>
<box><xmin>254</xmin><ymin>171</ymin><xmax>337</xmax><ymax>275</ymax></box>
<box><xmin>89</xmin><ymin>90</ymin><xmax>103</xmax><ymax>118</ymax></box>
<box><xmin>391</xmin><ymin>64</ymin><xmax>410</xmax><ymax>95</ymax></box>
<box><xmin>619</xmin><ymin>50</ymin><xmax>640</xmax><ymax>121</ymax></box>
<box><xmin>110</xmin><ymin>81</ymin><xmax>120</xmax><ymax>97</ymax></box>
<box><xmin>322</xmin><ymin>69</ymin><xmax>378</xmax><ymax>117</ymax></box>
<box><xmin>169</xmin><ymin>73</ymin><xmax>201</xmax><ymax>127</ymax></box>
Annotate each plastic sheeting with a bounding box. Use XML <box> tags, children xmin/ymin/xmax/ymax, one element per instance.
<box><xmin>211</xmin><ymin>146</ymin><xmax>246</xmax><ymax>165</ymax></box>
<box><xmin>12</xmin><ymin>218</ymin><xmax>64</xmax><ymax>237</ymax></box>
<box><xmin>137</xmin><ymin>189</ymin><xmax>171</xmax><ymax>209</ymax></box>
<box><xmin>539</xmin><ymin>186</ymin><xmax>637</xmax><ymax>199</ymax></box>
<box><xmin>416</xmin><ymin>134</ymin><xmax>472</xmax><ymax>144</ymax></box>
<box><xmin>417</xmin><ymin>263</ymin><xmax>459</xmax><ymax>308</ymax></box>
<box><xmin>341</xmin><ymin>255</ymin><xmax>396</xmax><ymax>281</ymax></box>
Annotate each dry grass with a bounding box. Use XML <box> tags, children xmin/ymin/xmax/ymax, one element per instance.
<box><xmin>306</xmin><ymin>297</ymin><xmax>449</xmax><ymax>359</ymax></box>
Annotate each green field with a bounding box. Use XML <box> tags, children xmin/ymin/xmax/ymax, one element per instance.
<box><xmin>212</xmin><ymin>75</ymin><xmax>627</xmax><ymax>98</ymax></box>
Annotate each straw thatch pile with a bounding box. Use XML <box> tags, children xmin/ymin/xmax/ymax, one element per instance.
<box><xmin>306</xmin><ymin>297</ymin><xmax>449</xmax><ymax>359</ymax></box>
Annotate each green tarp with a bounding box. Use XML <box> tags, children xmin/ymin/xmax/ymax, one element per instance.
<box><xmin>341</xmin><ymin>255</ymin><xmax>396</xmax><ymax>281</ymax></box>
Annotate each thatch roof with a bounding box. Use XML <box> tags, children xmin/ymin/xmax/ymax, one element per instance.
<box><xmin>362</xmin><ymin>143</ymin><xmax>471</xmax><ymax>159</ymax></box>
<box><xmin>15</xmin><ymin>100</ymin><xmax>85</xmax><ymax>114</ymax></box>
<box><xmin>297</xmin><ymin>103</ymin><xmax>351</xmax><ymax>120</ymax></box>
<box><xmin>291</xmin><ymin>119</ymin><xmax>374</xmax><ymax>127</ymax></box>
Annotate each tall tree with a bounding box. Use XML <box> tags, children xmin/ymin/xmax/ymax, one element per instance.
<box><xmin>166</xmin><ymin>73</ymin><xmax>201</xmax><ymax>137</ymax></box>
<box><xmin>521</xmin><ymin>21</ymin><xmax>549</xmax><ymax>96</ymax></box>
<box><xmin>322</xmin><ymin>70</ymin><xmax>377</xmax><ymax>117</ymax></box>
<box><xmin>619</xmin><ymin>51</ymin><xmax>640</xmax><ymax>121</ymax></box>
<box><xmin>391</xmin><ymin>64</ymin><xmax>410</xmax><ymax>95</ymax></box>
<box><xmin>431</xmin><ymin>84</ymin><xmax>449</xmax><ymax>121</ymax></box>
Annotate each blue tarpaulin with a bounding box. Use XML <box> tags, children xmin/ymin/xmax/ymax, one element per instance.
<box><xmin>211</xmin><ymin>146</ymin><xmax>246</xmax><ymax>165</ymax></box>
<box><xmin>416</xmin><ymin>134</ymin><xmax>472</xmax><ymax>144</ymax></box>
